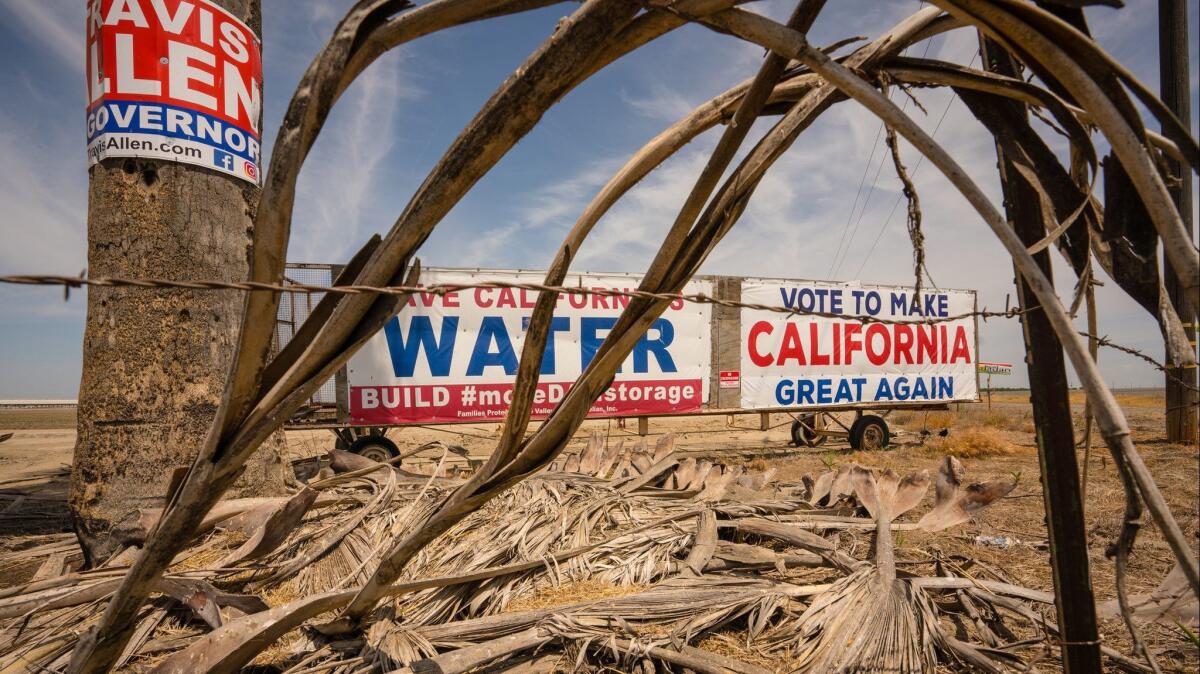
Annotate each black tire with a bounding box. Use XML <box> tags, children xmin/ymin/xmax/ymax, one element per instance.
<box><xmin>349</xmin><ymin>433</ymin><xmax>400</xmax><ymax>463</ymax></box>
<box><xmin>790</xmin><ymin>415</ymin><xmax>827</xmax><ymax>447</ymax></box>
<box><xmin>849</xmin><ymin>415</ymin><xmax>890</xmax><ymax>450</ymax></box>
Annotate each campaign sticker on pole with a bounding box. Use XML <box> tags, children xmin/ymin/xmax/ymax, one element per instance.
<box><xmin>85</xmin><ymin>0</ymin><xmax>263</xmax><ymax>184</ymax></box>
<box><xmin>347</xmin><ymin>269</ymin><xmax>713</xmax><ymax>424</ymax></box>
<box><xmin>739</xmin><ymin>280</ymin><xmax>979</xmax><ymax>409</ymax></box>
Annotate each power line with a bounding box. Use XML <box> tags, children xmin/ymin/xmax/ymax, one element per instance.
<box><xmin>828</xmin><ymin>32</ymin><xmax>938</xmax><ymax>279</ymax></box>
<box><xmin>826</xmin><ymin>114</ymin><xmax>885</xmax><ymax>277</ymax></box>
<box><xmin>827</xmin><ymin>1</ymin><xmax>931</xmax><ymax>277</ymax></box>
<box><xmin>828</xmin><ymin>117</ymin><xmax>898</xmax><ymax>277</ymax></box>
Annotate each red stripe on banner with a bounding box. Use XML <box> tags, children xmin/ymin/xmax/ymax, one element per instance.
<box><xmin>350</xmin><ymin>379</ymin><xmax>703</xmax><ymax>424</ymax></box>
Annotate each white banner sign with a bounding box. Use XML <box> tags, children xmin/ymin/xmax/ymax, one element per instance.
<box><xmin>739</xmin><ymin>280</ymin><xmax>978</xmax><ymax>409</ymax></box>
<box><xmin>348</xmin><ymin>270</ymin><xmax>712</xmax><ymax>424</ymax></box>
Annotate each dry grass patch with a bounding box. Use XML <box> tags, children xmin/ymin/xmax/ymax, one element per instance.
<box><xmin>505</xmin><ymin>579</ymin><xmax>648</xmax><ymax>612</ymax></box>
<box><xmin>890</xmin><ymin>409</ymin><xmax>959</xmax><ymax>432</ymax></box>
<box><xmin>0</xmin><ymin>408</ymin><xmax>76</xmax><ymax>430</ymax></box>
<box><xmin>1065</xmin><ymin>389</ymin><xmax>1165</xmax><ymax>409</ymax></box>
<box><xmin>922</xmin><ymin>410</ymin><xmax>958</xmax><ymax>429</ymax></box>
<box><xmin>696</xmin><ymin>631</ymin><xmax>799</xmax><ymax>672</ymax></box>
<box><xmin>169</xmin><ymin>530</ymin><xmax>248</xmax><ymax>572</ymax></box>
<box><xmin>973</xmin><ymin>409</ymin><xmax>1020</xmax><ymax>429</ymax></box>
<box><xmin>893</xmin><ymin>406</ymin><xmax>1033</xmax><ymax>434</ymax></box>
<box><xmin>923</xmin><ymin>426</ymin><xmax>1018</xmax><ymax>459</ymax></box>
<box><xmin>259</xmin><ymin>582</ymin><xmax>303</xmax><ymax>608</ymax></box>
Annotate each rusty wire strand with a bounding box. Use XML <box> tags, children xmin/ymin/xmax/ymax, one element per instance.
<box><xmin>3</xmin><ymin>273</ymin><xmax>1192</xmax><ymax>388</ymax></box>
<box><xmin>883</xmin><ymin>123</ymin><xmax>926</xmax><ymax>300</ymax></box>
<box><xmin>3</xmin><ymin>272</ymin><xmax>1011</xmax><ymax>325</ymax></box>
<box><xmin>1077</xmin><ymin>330</ymin><xmax>1200</xmax><ymax>395</ymax></box>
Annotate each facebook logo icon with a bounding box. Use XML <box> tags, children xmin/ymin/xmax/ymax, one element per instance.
<box><xmin>212</xmin><ymin>149</ymin><xmax>234</xmax><ymax>172</ymax></box>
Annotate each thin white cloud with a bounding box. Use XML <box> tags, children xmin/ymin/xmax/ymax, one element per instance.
<box><xmin>571</xmin><ymin>145</ymin><xmax>714</xmax><ymax>271</ymax></box>
<box><xmin>620</xmin><ymin>85</ymin><xmax>700</xmax><ymax>123</ymax></box>
<box><xmin>3</xmin><ymin>1</ymin><xmax>82</xmax><ymax>72</ymax></box>
<box><xmin>519</xmin><ymin>160</ymin><xmax>623</xmax><ymax>231</ymax></box>
<box><xmin>453</xmin><ymin>159</ymin><xmax>625</xmax><ymax>268</ymax></box>
<box><xmin>0</xmin><ymin>128</ymin><xmax>86</xmax><ymax>274</ymax></box>
<box><xmin>503</xmin><ymin>3</ymin><xmax>1174</xmax><ymax>387</ymax></box>
<box><xmin>288</xmin><ymin>50</ymin><xmax>422</xmax><ymax>263</ymax></box>
<box><xmin>0</xmin><ymin>102</ymin><xmax>88</xmax><ymax>389</ymax></box>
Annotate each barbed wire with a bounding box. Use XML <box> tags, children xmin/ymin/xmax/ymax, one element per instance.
<box><xmin>1076</xmin><ymin>330</ymin><xmax>1200</xmax><ymax>395</ymax></box>
<box><xmin>1</xmin><ymin>273</ymin><xmax>1022</xmax><ymax>326</ymax></box>
<box><xmin>2</xmin><ymin>273</ymin><xmax>1190</xmax><ymax>387</ymax></box>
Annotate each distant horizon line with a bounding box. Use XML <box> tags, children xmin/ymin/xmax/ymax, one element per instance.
<box><xmin>0</xmin><ymin>386</ymin><xmax>1171</xmax><ymax>407</ymax></box>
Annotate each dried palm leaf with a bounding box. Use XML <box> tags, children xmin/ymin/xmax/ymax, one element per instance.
<box><xmin>49</xmin><ymin>2</ymin><xmax>1199</xmax><ymax>671</ymax></box>
<box><xmin>916</xmin><ymin>457</ymin><xmax>1017</xmax><ymax>532</ymax></box>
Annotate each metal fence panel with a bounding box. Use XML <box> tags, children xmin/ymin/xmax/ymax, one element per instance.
<box><xmin>277</xmin><ymin>264</ymin><xmax>337</xmax><ymax>405</ymax></box>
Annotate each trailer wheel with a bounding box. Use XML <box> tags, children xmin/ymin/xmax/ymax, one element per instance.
<box><xmin>849</xmin><ymin>415</ymin><xmax>890</xmax><ymax>450</ymax></box>
<box><xmin>790</xmin><ymin>415</ymin><xmax>826</xmax><ymax>447</ymax></box>
<box><xmin>349</xmin><ymin>433</ymin><xmax>399</xmax><ymax>463</ymax></box>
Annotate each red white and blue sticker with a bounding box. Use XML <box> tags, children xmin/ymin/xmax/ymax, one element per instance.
<box><xmin>85</xmin><ymin>0</ymin><xmax>262</xmax><ymax>184</ymax></box>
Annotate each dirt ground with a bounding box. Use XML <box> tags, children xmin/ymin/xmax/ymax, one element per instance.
<box><xmin>1</xmin><ymin>391</ymin><xmax>1196</xmax><ymax>670</ymax></box>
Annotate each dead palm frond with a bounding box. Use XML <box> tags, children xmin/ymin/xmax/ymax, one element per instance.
<box><xmin>758</xmin><ymin>460</ymin><xmax>1019</xmax><ymax>673</ymax></box>
<box><xmin>0</xmin><ymin>447</ymin><xmax>1125</xmax><ymax>673</ymax></box>
<box><xmin>28</xmin><ymin>0</ymin><xmax>1198</xmax><ymax>671</ymax></box>
<box><xmin>781</xmin><ymin>564</ymin><xmax>942</xmax><ymax>672</ymax></box>
<box><xmin>763</xmin><ymin>465</ymin><xmax>934</xmax><ymax>671</ymax></box>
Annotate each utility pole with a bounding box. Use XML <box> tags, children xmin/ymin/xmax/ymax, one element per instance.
<box><xmin>1159</xmin><ymin>0</ymin><xmax>1198</xmax><ymax>445</ymax></box>
<box><xmin>974</xmin><ymin>36</ymin><xmax>1103</xmax><ymax>673</ymax></box>
<box><xmin>72</xmin><ymin>0</ymin><xmax>287</xmax><ymax>565</ymax></box>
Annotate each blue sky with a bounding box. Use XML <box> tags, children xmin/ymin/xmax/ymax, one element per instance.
<box><xmin>0</xmin><ymin>0</ymin><xmax>1197</xmax><ymax>398</ymax></box>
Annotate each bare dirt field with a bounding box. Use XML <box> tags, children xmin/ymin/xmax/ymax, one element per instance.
<box><xmin>1</xmin><ymin>391</ymin><xmax>1196</xmax><ymax>671</ymax></box>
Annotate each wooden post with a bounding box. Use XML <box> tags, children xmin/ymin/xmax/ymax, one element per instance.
<box><xmin>759</xmin><ymin>411</ymin><xmax>770</xmax><ymax>431</ymax></box>
<box><xmin>1080</xmin><ymin>267</ymin><xmax>1098</xmax><ymax>508</ymax></box>
<box><xmin>637</xmin><ymin>417</ymin><xmax>649</xmax><ymax>436</ymax></box>
<box><xmin>978</xmin><ymin>36</ymin><xmax>1103</xmax><ymax>672</ymax></box>
<box><xmin>1159</xmin><ymin>0</ymin><xmax>1198</xmax><ymax>445</ymax></box>
<box><xmin>713</xmin><ymin>277</ymin><xmax>743</xmax><ymax>409</ymax></box>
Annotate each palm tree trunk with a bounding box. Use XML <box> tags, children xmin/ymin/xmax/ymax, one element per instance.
<box><xmin>70</xmin><ymin>0</ymin><xmax>288</xmax><ymax>566</ymax></box>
